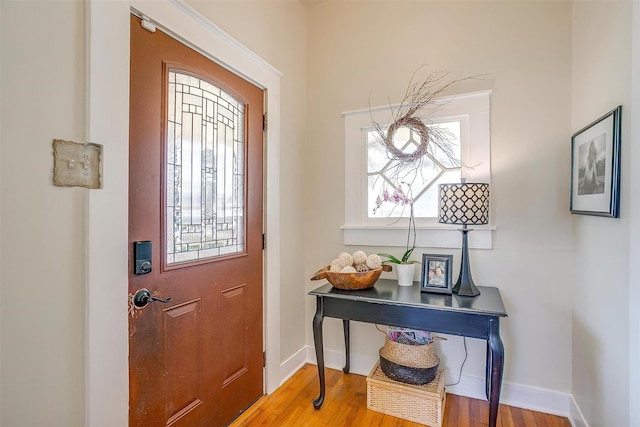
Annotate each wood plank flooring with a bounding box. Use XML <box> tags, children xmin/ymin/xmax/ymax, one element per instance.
<box><xmin>229</xmin><ymin>364</ymin><xmax>571</xmax><ymax>427</ymax></box>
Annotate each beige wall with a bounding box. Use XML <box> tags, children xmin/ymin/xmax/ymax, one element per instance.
<box><xmin>305</xmin><ymin>0</ymin><xmax>574</xmax><ymax>395</ymax></box>
<box><xmin>0</xmin><ymin>1</ymin><xmax>86</xmax><ymax>425</ymax></box>
<box><xmin>185</xmin><ymin>0</ymin><xmax>309</xmax><ymax>363</ymax></box>
<box><xmin>572</xmin><ymin>1</ymin><xmax>632</xmax><ymax>426</ymax></box>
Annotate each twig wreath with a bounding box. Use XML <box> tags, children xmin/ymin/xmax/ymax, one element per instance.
<box><xmin>371</xmin><ymin>69</ymin><xmax>480</xmax><ymax>169</ymax></box>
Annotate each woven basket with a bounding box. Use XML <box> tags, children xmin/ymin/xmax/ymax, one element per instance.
<box><xmin>379</xmin><ymin>336</ymin><xmax>440</xmax><ymax>385</ymax></box>
<box><xmin>367</xmin><ymin>362</ymin><xmax>445</xmax><ymax>426</ymax></box>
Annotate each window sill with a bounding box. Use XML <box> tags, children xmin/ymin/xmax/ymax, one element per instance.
<box><xmin>341</xmin><ymin>224</ymin><xmax>495</xmax><ymax>249</ymax></box>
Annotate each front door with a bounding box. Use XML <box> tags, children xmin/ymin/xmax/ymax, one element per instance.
<box><xmin>128</xmin><ymin>15</ymin><xmax>264</xmax><ymax>427</ymax></box>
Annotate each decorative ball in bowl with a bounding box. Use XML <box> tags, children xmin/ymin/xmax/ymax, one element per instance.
<box><xmin>310</xmin><ymin>264</ymin><xmax>392</xmax><ymax>290</ymax></box>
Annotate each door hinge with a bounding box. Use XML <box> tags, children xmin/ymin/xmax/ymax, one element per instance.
<box><xmin>263</xmin><ymin>113</ymin><xmax>268</xmax><ymax>131</ymax></box>
<box><xmin>140</xmin><ymin>16</ymin><xmax>157</xmax><ymax>33</ymax></box>
<box><xmin>262</xmin><ymin>233</ymin><xmax>266</xmax><ymax>250</ymax></box>
<box><xmin>263</xmin><ymin>351</ymin><xmax>266</xmax><ymax>367</ymax></box>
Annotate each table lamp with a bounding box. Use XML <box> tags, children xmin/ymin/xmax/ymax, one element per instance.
<box><xmin>437</xmin><ymin>181</ymin><xmax>490</xmax><ymax>297</ymax></box>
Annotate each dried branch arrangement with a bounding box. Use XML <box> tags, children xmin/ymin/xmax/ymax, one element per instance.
<box><xmin>372</xmin><ymin>69</ymin><xmax>477</xmax><ymax>168</ymax></box>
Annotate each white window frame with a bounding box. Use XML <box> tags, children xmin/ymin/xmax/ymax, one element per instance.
<box><xmin>342</xmin><ymin>90</ymin><xmax>493</xmax><ymax>249</ymax></box>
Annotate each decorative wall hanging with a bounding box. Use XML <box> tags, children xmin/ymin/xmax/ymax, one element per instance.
<box><xmin>570</xmin><ymin>106</ymin><xmax>622</xmax><ymax>218</ymax></box>
<box><xmin>371</xmin><ymin>70</ymin><xmax>473</xmax><ymax>175</ymax></box>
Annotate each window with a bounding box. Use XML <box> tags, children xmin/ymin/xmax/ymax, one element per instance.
<box><xmin>166</xmin><ymin>70</ymin><xmax>246</xmax><ymax>265</ymax></box>
<box><xmin>367</xmin><ymin>120</ymin><xmax>462</xmax><ymax>219</ymax></box>
<box><xmin>343</xmin><ymin>90</ymin><xmax>492</xmax><ymax>249</ymax></box>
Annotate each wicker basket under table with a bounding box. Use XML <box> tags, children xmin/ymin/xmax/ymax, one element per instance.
<box><xmin>367</xmin><ymin>362</ymin><xmax>445</xmax><ymax>427</ymax></box>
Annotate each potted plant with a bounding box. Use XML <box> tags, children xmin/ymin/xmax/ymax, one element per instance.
<box><xmin>379</xmin><ymin>247</ymin><xmax>419</xmax><ymax>266</ymax></box>
<box><xmin>380</xmin><ymin>245</ymin><xmax>419</xmax><ymax>287</ymax></box>
<box><xmin>375</xmin><ymin>186</ymin><xmax>420</xmax><ymax>286</ymax></box>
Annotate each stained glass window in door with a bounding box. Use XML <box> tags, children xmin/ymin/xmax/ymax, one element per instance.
<box><xmin>166</xmin><ymin>71</ymin><xmax>245</xmax><ymax>265</ymax></box>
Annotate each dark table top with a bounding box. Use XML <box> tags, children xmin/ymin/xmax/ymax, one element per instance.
<box><xmin>309</xmin><ymin>279</ymin><xmax>508</xmax><ymax>317</ymax></box>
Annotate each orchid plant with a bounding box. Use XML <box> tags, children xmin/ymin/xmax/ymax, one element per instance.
<box><xmin>374</xmin><ymin>185</ymin><xmax>419</xmax><ymax>265</ymax></box>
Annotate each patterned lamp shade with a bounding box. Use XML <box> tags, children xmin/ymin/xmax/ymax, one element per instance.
<box><xmin>438</xmin><ymin>183</ymin><xmax>490</xmax><ymax>225</ymax></box>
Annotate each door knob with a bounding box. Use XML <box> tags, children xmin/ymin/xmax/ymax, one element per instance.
<box><xmin>132</xmin><ymin>288</ymin><xmax>172</xmax><ymax>308</ymax></box>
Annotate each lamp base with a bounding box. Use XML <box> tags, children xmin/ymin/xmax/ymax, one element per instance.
<box><xmin>453</xmin><ymin>227</ymin><xmax>481</xmax><ymax>297</ymax></box>
<box><xmin>452</xmin><ymin>276</ymin><xmax>481</xmax><ymax>297</ymax></box>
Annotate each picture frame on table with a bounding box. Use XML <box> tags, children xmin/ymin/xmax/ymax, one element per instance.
<box><xmin>570</xmin><ymin>106</ymin><xmax>622</xmax><ymax>218</ymax></box>
<box><xmin>420</xmin><ymin>254</ymin><xmax>453</xmax><ymax>294</ymax></box>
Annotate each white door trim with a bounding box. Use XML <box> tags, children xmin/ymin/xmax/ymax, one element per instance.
<box><xmin>86</xmin><ymin>1</ymin><xmax>282</xmax><ymax>425</ymax></box>
<box><xmin>629</xmin><ymin>2</ymin><xmax>640</xmax><ymax>425</ymax></box>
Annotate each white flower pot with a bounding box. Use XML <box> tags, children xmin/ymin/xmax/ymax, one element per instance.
<box><xmin>395</xmin><ymin>263</ymin><xmax>416</xmax><ymax>287</ymax></box>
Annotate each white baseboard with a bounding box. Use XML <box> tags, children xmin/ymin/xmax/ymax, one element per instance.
<box><xmin>500</xmin><ymin>380</ymin><xmax>571</xmax><ymax>417</ymax></box>
<box><xmin>304</xmin><ymin>344</ymin><xmax>379</xmax><ymax>376</ymax></box>
<box><xmin>277</xmin><ymin>346</ymin><xmax>308</xmax><ymax>387</ymax></box>
<box><xmin>285</xmin><ymin>345</ymin><xmax>578</xmax><ymax>420</ymax></box>
<box><xmin>569</xmin><ymin>395</ymin><xmax>589</xmax><ymax>427</ymax></box>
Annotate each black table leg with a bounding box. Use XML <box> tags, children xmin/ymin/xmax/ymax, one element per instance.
<box><xmin>487</xmin><ymin>317</ymin><xmax>504</xmax><ymax>427</ymax></box>
<box><xmin>312</xmin><ymin>297</ymin><xmax>325</xmax><ymax>409</ymax></box>
<box><xmin>342</xmin><ymin>319</ymin><xmax>350</xmax><ymax>373</ymax></box>
<box><xmin>485</xmin><ymin>340</ymin><xmax>492</xmax><ymax>400</ymax></box>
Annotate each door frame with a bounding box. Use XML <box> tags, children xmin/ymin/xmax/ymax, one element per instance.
<box><xmin>86</xmin><ymin>1</ymin><xmax>282</xmax><ymax>425</ymax></box>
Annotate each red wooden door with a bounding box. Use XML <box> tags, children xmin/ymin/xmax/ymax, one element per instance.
<box><xmin>128</xmin><ymin>15</ymin><xmax>264</xmax><ymax>427</ymax></box>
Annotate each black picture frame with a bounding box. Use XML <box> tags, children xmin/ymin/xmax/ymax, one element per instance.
<box><xmin>420</xmin><ymin>254</ymin><xmax>453</xmax><ymax>294</ymax></box>
<box><xmin>570</xmin><ymin>106</ymin><xmax>622</xmax><ymax>218</ymax></box>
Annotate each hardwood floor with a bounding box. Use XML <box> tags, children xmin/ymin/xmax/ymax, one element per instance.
<box><xmin>229</xmin><ymin>364</ymin><xmax>571</xmax><ymax>427</ymax></box>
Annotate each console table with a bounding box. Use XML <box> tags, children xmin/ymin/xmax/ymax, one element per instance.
<box><xmin>309</xmin><ymin>279</ymin><xmax>507</xmax><ymax>427</ymax></box>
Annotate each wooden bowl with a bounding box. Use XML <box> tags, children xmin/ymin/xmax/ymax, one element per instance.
<box><xmin>310</xmin><ymin>264</ymin><xmax>392</xmax><ymax>290</ymax></box>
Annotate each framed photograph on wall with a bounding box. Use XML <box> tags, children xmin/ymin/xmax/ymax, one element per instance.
<box><xmin>570</xmin><ymin>106</ymin><xmax>622</xmax><ymax>218</ymax></box>
<box><xmin>420</xmin><ymin>254</ymin><xmax>453</xmax><ymax>294</ymax></box>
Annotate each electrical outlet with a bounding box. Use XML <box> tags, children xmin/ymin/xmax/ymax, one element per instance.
<box><xmin>52</xmin><ymin>139</ymin><xmax>102</xmax><ymax>189</ymax></box>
